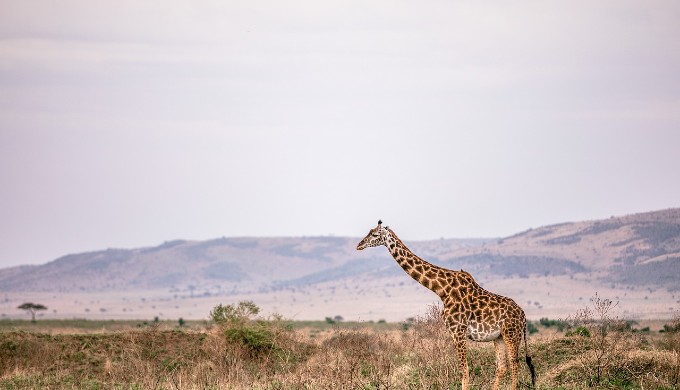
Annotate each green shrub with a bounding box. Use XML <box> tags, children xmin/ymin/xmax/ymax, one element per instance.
<box><xmin>208</xmin><ymin>300</ymin><xmax>307</xmax><ymax>363</ymax></box>
<box><xmin>566</xmin><ymin>326</ymin><xmax>590</xmax><ymax>338</ymax></box>
<box><xmin>539</xmin><ymin>317</ymin><xmax>568</xmax><ymax>331</ymax></box>
<box><xmin>661</xmin><ymin>320</ymin><xmax>680</xmax><ymax>333</ymax></box>
<box><xmin>527</xmin><ymin>321</ymin><xmax>539</xmax><ymax>335</ymax></box>
<box><xmin>657</xmin><ymin>316</ymin><xmax>680</xmax><ymax>354</ymax></box>
<box><xmin>211</xmin><ymin>301</ymin><xmax>274</xmax><ymax>355</ymax></box>
<box><xmin>224</xmin><ymin>321</ymin><xmax>276</xmax><ymax>354</ymax></box>
<box><xmin>210</xmin><ymin>301</ymin><xmax>260</xmax><ymax>324</ymax></box>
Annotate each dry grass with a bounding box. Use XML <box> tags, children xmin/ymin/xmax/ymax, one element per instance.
<box><xmin>1</xmin><ymin>307</ymin><xmax>680</xmax><ymax>389</ymax></box>
<box><xmin>542</xmin><ymin>348</ymin><xmax>680</xmax><ymax>389</ymax></box>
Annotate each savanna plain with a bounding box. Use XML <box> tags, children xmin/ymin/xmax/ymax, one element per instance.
<box><xmin>2</xmin><ymin>299</ymin><xmax>679</xmax><ymax>390</ymax></box>
<box><xmin>3</xmin><ymin>209</ymin><xmax>680</xmax><ymax>388</ymax></box>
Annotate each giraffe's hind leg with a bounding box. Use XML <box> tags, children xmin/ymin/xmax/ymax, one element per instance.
<box><xmin>492</xmin><ymin>338</ymin><xmax>508</xmax><ymax>390</ymax></box>
<box><xmin>503</xmin><ymin>333</ymin><xmax>521</xmax><ymax>390</ymax></box>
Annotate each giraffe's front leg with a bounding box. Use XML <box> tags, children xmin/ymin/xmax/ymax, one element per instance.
<box><xmin>454</xmin><ymin>337</ymin><xmax>470</xmax><ymax>390</ymax></box>
<box><xmin>448</xmin><ymin>325</ymin><xmax>470</xmax><ymax>390</ymax></box>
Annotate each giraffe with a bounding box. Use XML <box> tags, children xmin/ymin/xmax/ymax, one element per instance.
<box><xmin>357</xmin><ymin>220</ymin><xmax>536</xmax><ymax>390</ymax></box>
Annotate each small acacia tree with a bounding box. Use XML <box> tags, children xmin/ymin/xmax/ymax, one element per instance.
<box><xmin>17</xmin><ymin>302</ymin><xmax>47</xmax><ymax>322</ymax></box>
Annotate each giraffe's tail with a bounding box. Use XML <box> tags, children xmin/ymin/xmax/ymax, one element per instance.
<box><xmin>524</xmin><ymin>324</ymin><xmax>536</xmax><ymax>387</ymax></box>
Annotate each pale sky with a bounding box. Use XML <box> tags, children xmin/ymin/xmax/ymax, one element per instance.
<box><xmin>1</xmin><ymin>1</ymin><xmax>679</xmax><ymax>267</ymax></box>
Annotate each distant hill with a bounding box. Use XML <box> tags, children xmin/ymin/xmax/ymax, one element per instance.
<box><xmin>448</xmin><ymin>208</ymin><xmax>680</xmax><ymax>290</ymax></box>
<box><xmin>0</xmin><ymin>236</ymin><xmax>487</xmax><ymax>293</ymax></box>
<box><xmin>1</xmin><ymin>208</ymin><xmax>679</xmax><ymax>294</ymax></box>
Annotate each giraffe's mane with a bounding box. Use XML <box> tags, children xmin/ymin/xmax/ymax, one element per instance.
<box><xmin>385</xmin><ymin>226</ymin><xmax>407</xmax><ymax>247</ymax></box>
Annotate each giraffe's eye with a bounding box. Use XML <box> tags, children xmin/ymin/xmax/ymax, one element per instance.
<box><xmin>372</xmin><ymin>233</ymin><xmax>379</xmax><ymax>237</ymax></box>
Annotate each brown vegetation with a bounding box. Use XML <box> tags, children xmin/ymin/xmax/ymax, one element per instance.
<box><xmin>1</xmin><ymin>302</ymin><xmax>679</xmax><ymax>389</ymax></box>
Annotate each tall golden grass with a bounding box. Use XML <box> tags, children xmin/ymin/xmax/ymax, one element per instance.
<box><xmin>1</xmin><ymin>303</ymin><xmax>679</xmax><ymax>389</ymax></box>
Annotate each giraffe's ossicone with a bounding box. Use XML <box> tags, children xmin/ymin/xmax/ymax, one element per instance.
<box><xmin>357</xmin><ymin>220</ymin><xmax>536</xmax><ymax>390</ymax></box>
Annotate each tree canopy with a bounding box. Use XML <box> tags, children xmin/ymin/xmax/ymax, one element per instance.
<box><xmin>17</xmin><ymin>302</ymin><xmax>47</xmax><ymax>322</ymax></box>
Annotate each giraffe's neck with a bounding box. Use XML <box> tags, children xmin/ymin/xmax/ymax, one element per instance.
<box><xmin>384</xmin><ymin>228</ymin><xmax>445</xmax><ymax>295</ymax></box>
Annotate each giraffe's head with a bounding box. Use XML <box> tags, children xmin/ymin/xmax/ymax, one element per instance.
<box><xmin>356</xmin><ymin>220</ymin><xmax>389</xmax><ymax>250</ymax></box>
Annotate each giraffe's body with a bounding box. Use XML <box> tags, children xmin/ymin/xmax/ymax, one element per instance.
<box><xmin>357</xmin><ymin>221</ymin><xmax>535</xmax><ymax>390</ymax></box>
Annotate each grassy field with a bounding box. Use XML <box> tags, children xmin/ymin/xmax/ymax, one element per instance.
<box><xmin>1</xmin><ymin>303</ymin><xmax>679</xmax><ymax>389</ymax></box>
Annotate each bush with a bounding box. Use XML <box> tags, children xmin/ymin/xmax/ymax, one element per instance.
<box><xmin>318</xmin><ymin>328</ymin><xmax>393</xmax><ymax>388</ymax></box>
<box><xmin>210</xmin><ymin>301</ymin><xmax>260</xmax><ymax>324</ymax></box>
<box><xmin>400</xmin><ymin>304</ymin><xmax>469</xmax><ymax>389</ymax></box>
<box><xmin>224</xmin><ymin>321</ymin><xmax>276</xmax><ymax>354</ymax></box>
<box><xmin>565</xmin><ymin>326</ymin><xmax>590</xmax><ymax>338</ymax></box>
<box><xmin>657</xmin><ymin>315</ymin><xmax>680</xmax><ymax>355</ymax></box>
<box><xmin>209</xmin><ymin>300</ymin><xmax>309</xmax><ymax>369</ymax></box>
<box><xmin>661</xmin><ymin>320</ymin><xmax>680</xmax><ymax>333</ymax></box>
<box><xmin>543</xmin><ymin>347</ymin><xmax>680</xmax><ymax>388</ymax></box>
<box><xmin>539</xmin><ymin>317</ymin><xmax>568</xmax><ymax>331</ymax></box>
<box><xmin>527</xmin><ymin>321</ymin><xmax>539</xmax><ymax>335</ymax></box>
<box><xmin>559</xmin><ymin>293</ymin><xmax>645</xmax><ymax>387</ymax></box>
<box><xmin>210</xmin><ymin>301</ymin><xmax>274</xmax><ymax>355</ymax></box>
